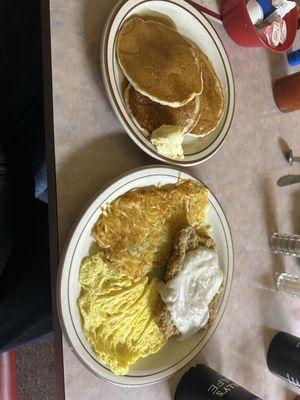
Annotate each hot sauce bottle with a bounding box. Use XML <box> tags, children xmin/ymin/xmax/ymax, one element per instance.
<box><xmin>273</xmin><ymin>71</ymin><xmax>300</xmax><ymax>112</ymax></box>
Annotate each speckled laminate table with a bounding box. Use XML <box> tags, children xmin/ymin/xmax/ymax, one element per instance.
<box><xmin>46</xmin><ymin>0</ymin><xmax>300</xmax><ymax>398</ymax></box>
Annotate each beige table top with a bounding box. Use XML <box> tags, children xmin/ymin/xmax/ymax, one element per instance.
<box><xmin>50</xmin><ymin>0</ymin><xmax>300</xmax><ymax>398</ymax></box>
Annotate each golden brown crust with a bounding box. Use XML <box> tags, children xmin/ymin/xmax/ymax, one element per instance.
<box><xmin>189</xmin><ymin>49</ymin><xmax>224</xmax><ymax>137</ymax></box>
<box><xmin>164</xmin><ymin>226</ymin><xmax>214</xmax><ymax>282</ymax></box>
<box><xmin>124</xmin><ymin>84</ymin><xmax>202</xmax><ymax>137</ymax></box>
<box><xmin>155</xmin><ymin>298</ymin><xmax>180</xmax><ymax>338</ymax></box>
<box><xmin>117</xmin><ymin>17</ymin><xmax>203</xmax><ymax>107</ymax></box>
<box><xmin>92</xmin><ymin>181</ymin><xmax>209</xmax><ymax>279</ymax></box>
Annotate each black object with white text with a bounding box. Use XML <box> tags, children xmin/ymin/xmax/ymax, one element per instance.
<box><xmin>267</xmin><ymin>331</ymin><xmax>300</xmax><ymax>388</ymax></box>
<box><xmin>174</xmin><ymin>364</ymin><xmax>262</xmax><ymax>399</ymax></box>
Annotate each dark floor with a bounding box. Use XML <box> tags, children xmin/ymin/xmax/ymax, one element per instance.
<box><xmin>17</xmin><ymin>337</ymin><xmax>56</xmax><ymax>400</ymax></box>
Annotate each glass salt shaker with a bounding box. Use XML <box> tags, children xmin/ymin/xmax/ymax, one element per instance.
<box><xmin>270</xmin><ymin>233</ymin><xmax>300</xmax><ymax>257</ymax></box>
<box><xmin>276</xmin><ymin>273</ymin><xmax>300</xmax><ymax>298</ymax></box>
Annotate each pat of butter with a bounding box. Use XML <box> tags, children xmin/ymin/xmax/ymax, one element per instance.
<box><xmin>150</xmin><ymin>125</ymin><xmax>184</xmax><ymax>160</ymax></box>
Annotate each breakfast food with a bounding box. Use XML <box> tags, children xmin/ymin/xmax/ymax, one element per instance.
<box><xmin>125</xmin><ymin>84</ymin><xmax>201</xmax><ymax>137</ymax></box>
<box><xmin>117</xmin><ymin>16</ymin><xmax>225</xmax><ymax>160</ymax></box>
<box><xmin>93</xmin><ymin>180</ymin><xmax>209</xmax><ymax>278</ymax></box>
<box><xmin>78</xmin><ymin>180</ymin><xmax>224</xmax><ymax>375</ymax></box>
<box><xmin>156</xmin><ymin>226</ymin><xmax>223</xmax><ymax>339</ymax></box>
<box><xmin>78</xmin><ymin>253</ymin><xmax>166</xmax><ymax>375</ymax></box>
<box><xmin>117</xmin><ymin>17</ymin><xmax>203</xmax><ymax>107</ymax></box>
<box><xmin>189</xmin><ymin>50</ymin><xmax>224</xmax><ymax>137</ymax></box>
<box><xmin>164</xmin><ymin>225</ymin><xmax>215</xmax><ymax>282</ymax></box>
<box><xmin>159</xmin><ymin>244</ymin><xmax>223</xmax><ymax>340</ymax></box>
<box><xmin>150</xmin><ymin>125</ymin><xmax>185</xmax><ymax>160</ymax></box>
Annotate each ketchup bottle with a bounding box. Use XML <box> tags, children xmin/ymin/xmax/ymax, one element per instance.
<box><xmin>273</xmin><ymin>72</ymin><xmax>300</xmax><ymax>112</ymax></box>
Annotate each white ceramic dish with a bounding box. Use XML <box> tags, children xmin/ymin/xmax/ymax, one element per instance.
<box><xmin>101</xmin><ymin>0</ymin><xmax>235</xmax><ymax>167</ymax></box>
<box><xmin>58</xmin><ymin>166</ymin><xmax>234</xmax><ymax>386</ymax></box>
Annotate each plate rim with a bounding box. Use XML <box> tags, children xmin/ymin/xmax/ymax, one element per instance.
<box><xmin>57</xmin><ymin>165</ymin><xmax>234</xmax><ymax>386</ymax></box>
<box><xmin>100</xmin><ymin>0</ymin><xmax>235</xmax><ymax>167</ymax></box>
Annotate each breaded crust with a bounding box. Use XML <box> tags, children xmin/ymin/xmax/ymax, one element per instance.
<box><xmin>164</xmin><ymin>226</ymin><xmax>214</xmax><ymax>282</ymax></box>
<box><xmin>155</xmin><ymin>298</ymin><xmax>180</xmax><ymax>338</ymax></box>
<box><xmin>156</xmin><ymin>226</ymin><xmax>215</xmax><ymax>338</ymax></box>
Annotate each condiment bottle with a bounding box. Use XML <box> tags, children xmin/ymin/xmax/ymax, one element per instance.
<box><xmin>288</xmin><ymin>49</ymin><xmax>300</xmax><ymax>66</ymax></box>
<box><xmin>273</xmin><ymin>72</ymin><xmax>300</xmax><ymax>112</ymax></box>
<box><xmin>267</xmin><ymin>331</ymin><xmax>300</xmax><ymax>388</ymax></box>
<box><xmin>174</xmin><ymin>364</ymin><xmax>262</xmax><ymax>399</ymax></box>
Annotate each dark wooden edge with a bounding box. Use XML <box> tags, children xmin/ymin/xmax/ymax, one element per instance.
<box><xmin>41</xmin><ymin>1</ymin><xmax>65</xmax><ymax>399</ymax></box>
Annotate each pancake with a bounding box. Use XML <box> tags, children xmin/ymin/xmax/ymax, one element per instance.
<box><xmin>124</xmin><ymin>84</ymin><xmax>202</xmax><ymax>137</ymax></box>
<box><xmin>117</xmin><ymin>17</ymin><xmax>203</xmax><ymax>108</ymax></box>
<box><xmin>189</xmin><ymin>50</ymin><xmax>224</xmax><ymax>137</ymax></box>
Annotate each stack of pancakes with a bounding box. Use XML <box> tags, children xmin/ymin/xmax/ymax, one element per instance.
<box><xmin>116</xmin><ymin>17</ymin><xmax>224</xmax><ymax>139</ymax></box>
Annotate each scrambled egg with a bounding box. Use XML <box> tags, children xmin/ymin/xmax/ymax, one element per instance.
<box><xmin>78</xmin><ymin>253</ymin><xmax>166</xmax><ymax>375</ymax></box>
<box><xmin>150</xmin><ymin>125</ymin><xmax>185</xmax><ymax>160</ymax></box>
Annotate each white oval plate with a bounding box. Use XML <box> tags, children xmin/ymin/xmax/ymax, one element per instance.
<box><xmin>58</xmin><ymin>166</ymin><xmax>233</xmax><ymax>386</ymax></box>
<box><xmin>101</xmin><ymin>0</ymin><xmax>235</xmax><ymax>167</ymax></box>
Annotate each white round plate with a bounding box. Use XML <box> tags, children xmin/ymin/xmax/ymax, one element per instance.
<box><xmin>101</xmin><ymin>0</ymin><xmax>235</xmax><ymax>167</ymax></box>
<box><xmin>58</xmin><ymin>166</ymin><xmax>233</xmax><ymax>385</ymax></box>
